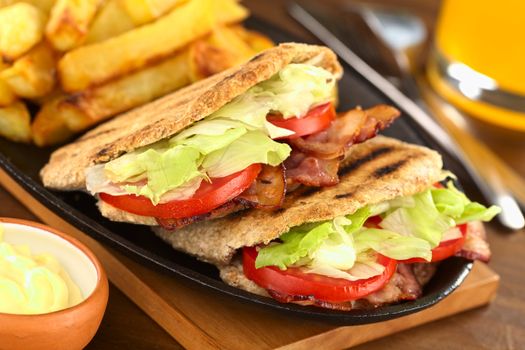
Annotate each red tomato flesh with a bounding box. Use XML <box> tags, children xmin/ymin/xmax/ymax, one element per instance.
<box><xmin>267</xmin><ymin>102</ymin><xmax>336</xmax><ymax>139</ymax></box>
<box><xmin>100</xmin><ymin>163</ymin><xmax>261</xmax><ymax>219</ymax></box>
<box><xmin>242</xmin><ymin>246</ymin><xmax>397</xmax><ymax>303</ymax></box>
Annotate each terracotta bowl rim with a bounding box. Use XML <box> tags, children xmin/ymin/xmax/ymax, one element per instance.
<box><xmin>0</xmin><ymin>217</ymin><xmax>108</xmax><ymax>319</ymax></box>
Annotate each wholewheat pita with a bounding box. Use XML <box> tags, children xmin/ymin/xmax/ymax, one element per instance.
<box><xmin>41</xmin><ymin>43</ymin><xmax>342</xmax><ymax>190</ymax></box>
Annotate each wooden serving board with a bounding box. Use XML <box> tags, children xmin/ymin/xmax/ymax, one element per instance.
<box><xmin>0</xmin><ymin>167</ymin><xmax>500</xmax><ymax>350</ymax></box>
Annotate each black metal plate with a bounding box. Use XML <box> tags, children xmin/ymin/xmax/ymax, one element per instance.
<box><xmin>0</xmin><ymin>16</ymin><xmax>474</xmax><ymax>324</ymax></box>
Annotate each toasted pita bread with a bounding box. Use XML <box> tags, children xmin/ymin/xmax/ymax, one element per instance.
<box><xmin>155</xmin><ymin>136</ymin><xmax>443</xmax><ymax>266</ymax></box>
<box><xmin>41</xmin><ymin>43</ymin><xmax>342</xmax><ymax>190</ymax></box>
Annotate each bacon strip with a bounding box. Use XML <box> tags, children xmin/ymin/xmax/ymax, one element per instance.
<box><xmin>156</xmin><ymin>200</ymin><xmax>251</xmax><ymax>230</ymax></box>
<box><xmin>363</xmin><ymin>263</ymin><xmax>421</xmax><ymax>306</ymax></box>
<box><xmin>284</xmin><ymin>150</ymin><xmax>341</xmax><ymax>187</ymax></box>
<box><xmin>289</xmin><ymin>105</ymin><xmax>400</xmax><ymax>160</ymax></box>
<box><xmin>236</xmin><ymin>164</ymin><xmax>286</xmax><ymax>209</ymax></box>
<box><xmin>455</xmin><ymin>221</ymin><xmax>491</xmax><ymax>262</ymax></box>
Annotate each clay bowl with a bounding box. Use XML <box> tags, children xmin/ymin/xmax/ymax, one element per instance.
<box><xmin>0</xmin><ymin>218</ymin><xmax>109</xmax><ymax>350</ymax></box>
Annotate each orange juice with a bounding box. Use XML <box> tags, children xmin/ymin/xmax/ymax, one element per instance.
<box><xmin>428</xmin><ymin>0</ymin><xmax>525</xmax><ymax>131</ymax></box>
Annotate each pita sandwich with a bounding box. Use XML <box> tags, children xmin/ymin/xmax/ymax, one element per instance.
<box><xmin>155</xmin><ymin>136</ymin><xmax>499</xmax><ymax>310</ymax></box>
<box><xmin>41</xmin><ymin>43</ymin><xmax>400</xmax><ymax>229</ymax></box>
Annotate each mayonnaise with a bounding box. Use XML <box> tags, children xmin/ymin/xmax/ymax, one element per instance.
<box><xmin>0</xmin><ymin>224</ymin><xmax>83</xmax><ymax>315</ymax></box>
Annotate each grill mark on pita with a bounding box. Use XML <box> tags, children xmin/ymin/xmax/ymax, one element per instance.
<box><xmin>373</xmin><ymin>159</ymin><xmax>407</xmax><ymax>178</ymax></box>
<box><xmin>334</xmin><ymin>192</ymin><xmax>354</xmax><ymax>199</ymax></box>
<box><xmin>339</xmin><ymin>146</ymin><xmax>394</xmax><ymax>177</ymax></box>
<box><xmin>372</xmin><ymin>153</ymin><xmax>422</xmax><ymax>178</ymax></box>
<box><xmin>96</xmin><ymin>146</ymin><xmax>111</xmax><ymax>159</ymax></box>
<box><xmin>297</xmin><ymin>186</ymin><xmax>321</xmax><ymax>198</ymax></box>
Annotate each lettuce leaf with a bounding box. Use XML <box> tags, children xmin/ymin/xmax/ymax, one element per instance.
<box><xmin>255</xmin><ymin>222</ymin><xmax>333</xmax><ymax>270</ymax></box>
<box><xmin>354</xmin><ymin>228</ymin><xmax>432</xmax><ymax>261</ymax></box>
<box><xmin>174</xmin><ymin>127</ymin><xmax>247</xmax><ymax>155</ymax></box>
<box><xmin>209</xmin><ymin>63</ymin><xmax>335</xmax><ymax>139</ymax></box>
<box><xmin>120</xmin><ymin>146</ymin><xmax>204</xmax><ymax>204</ymax></box>
<box><xmin>432</xmin><ymin>182</ymin><xmax>501</xmax><ymax>224</ymax></box>
<box><xmin>202</xmin><ymin>131</ymin><xmax>291</xmax><ymax>178</ymax></box>
<box><xmin>256</xmin><ymin>207</ymin><xmax>434</xmax><ymax>272</ymax></box>
<box><xmin>379</xmin><ymin>190</ymin><xmax>455</xmax><ymax>248</ymax></box>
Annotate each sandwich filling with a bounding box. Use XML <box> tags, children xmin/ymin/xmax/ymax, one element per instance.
<box><xmin>243</xmin><ymin>180</ymin><xmax>499</xmax><ymax>305</ymax></box>
<box><xmin>86</xmin><ymin>63</ymin><xmax>399</xmax><ymax>227</ymax></box>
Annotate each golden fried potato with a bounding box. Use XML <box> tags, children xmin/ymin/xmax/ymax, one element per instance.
<box><xmin>58</xmin><ymin>51</ymin><xmax>190</xmax><ymax>131</ymax></box>
<box><xmin>0</xmin><ymin>3</ymin><xmax>45</xmax><ymax>62</ymax></box>
<box><xmin>121</xmin><ymin>0</ymin><xmax>183</xmax><ymax>25</ymax></box>
<box><xmin>1</xmin><ymin>42</ymin><xmax>57</xmax><ymax>98</ymax></box>
<box><xmin>187</xmin><ymin>25</ymin><xmax>256</xmax><ymax>82</ymax></box>
<box><xmin>214</xmin><ymin>0</ymin><xmax>248</xmax><ymax>25</ymax></box>
<box><xmin>0</xmin><ymin>62</ymin><xmax>16</xmax><ymax>106</ymax></box>
<box><xmin>58</xmin><ymin>0</ymin><xmax>215</xmax><ymax>92</ymax></box>
<box><xmin>0</xmin><ymin>0</ymin><xmax>56</xmax><ymax>14</ymax></box>
<box><xmin>0</xmin><ymin>101</ymin><xmax>31</xmax><ymax>143</ymax></box>
<box><xmin>0</xmin><ymin>78</ymin><xmax>16</xmax><ymax>107</ymax></box>
<box><xmin>84</xmin><ymin>0</ymin><xmax>135</xmax><ymax>44</ymax></box>
<box><xmin>86</xmin><ymin>0</ymin><xmax>246</xmax><ymax>46</ymax></box>
<box><xmin>29</xmin><ymin>86</ymin><xmax>63</xmax><ymax>106</ymax></box>
<box><xmin>32</xmin><ymin>96</ymin><xmax>74</xmax><ymax>147</ymax></box>
<box><xmin>230</xmin><ymin>25</ymin><xmax>275</xmax><ymax>53</ymax></box>
<box><xmin>45</xmin><ymin>0</ymin><xmax>105</xmax><ymax>51</ymax></box>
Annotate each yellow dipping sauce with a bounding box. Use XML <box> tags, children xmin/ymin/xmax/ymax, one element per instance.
<box><xmin>0</xmin><ymin>224</ymin><xmax>83</xmax><ymax>315</ymax></box>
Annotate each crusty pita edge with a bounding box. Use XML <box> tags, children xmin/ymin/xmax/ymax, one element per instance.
<box><xmin>154</xmin><ymin>136</ymin><xmax>443</xmax><ymax>266</ymax></box>
<box><xmin>219</xmin><ymin>258</ymin><xmax>268</xmax><ymax>297</ymax></box>
<box><xmin>41</xmin><ymin>43</ymin><xmax>342</xmax><ymax>190</ymax></box>
<box><xmin>97</xmin><ymin>200</ymin><xmax>157</xmax><ymax>225</ymax></box>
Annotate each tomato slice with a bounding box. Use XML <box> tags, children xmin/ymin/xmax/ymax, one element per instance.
<box><xmin>100</xmin><ymin>163</ymin><xmax>261</xmax><ymax>219</ymax></box>
<box><xmin>267</xmin><ymin>102</ymin><xmax>336</xmax><ymax>139</ymax></box>
<box><xmin>242</xmin><ymin>246</ymin><xmax>397</xmax><ymax>303</ymax></box>
<box><xmin>400</xmin><ymin>224</ymin><xmax>468</xmax><ymax>263</ymax></box>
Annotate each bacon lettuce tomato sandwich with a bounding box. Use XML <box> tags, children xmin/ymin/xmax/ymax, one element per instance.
<box><xmin>41</xmin><ymin>43</ymin><xmax>399</xmax><ymax>229</ymax></box>
<box><xmin>156</xmin><ymin>136</ymin><xmax>500</xmax><ymax>310</ymax></box>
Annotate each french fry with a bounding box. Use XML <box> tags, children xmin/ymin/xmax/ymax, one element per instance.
<box><xmin>32</xmin><ymin>96</ymin><xmax>74</xmax><ymax>147</ymax></box>
<box><xmin>0</xmin><ymin>0</ymin><xmax>56</xmax><ymax>14</ymax></box>
<box><xmin>45</xmin><ymin>0</ymin><xmax>105</xmax><ymax>51</ymax></box>
<box><xmin>214</xmin><ymin>0</ymin><xmax>248</xmax><ymax>25</ymax></box>
<box><xmin>230</xmin><ymin>25</ymin><xmax>275</xmax><ymax>53</ymax></box>
<box><xmin>58</xmin><ymin>50</ymin><xmax>190</xmax><ymax>132</ymax></box>
<box><xmin>120</xmin><ymin>0</ymin><xmax>183</xmax><ymax>25</ymax></box>
<box><xmin>0</xmin><ymin>63</ymin><xmax>16</xmax><ymax>106</ymax></box>
<box><xmin>0</xmin><ymin>3</ymin><xmax>45</xmax><ymax>62</ymax></box>
<box><xmin>187</xmin><ymin>25</ymin><xmax>256</xmax><ymax>82</ymax></box>
<box><xmin>84</xmin><ymin>0</ymin><xmax>135</xmax><ymax>44</ymax></box>
<box><xmin>58</xmin><ymin>0</ymin><xmax>249</xmax><ymax>92</ymax></box>
<box><xmin>0</xmin><ymin>78</ymin><xmax>16</xmax><ymax>106</ymax></box>
<box><xmin>30</xmin><ymin>86</ymin><xmax>63</xmax><ymax>106</ymax></box>
<box><xmin>86</xmin><ymin>0</ymin><xmax>245</xmax><ymax>45</ymax></box>
<box><xmin>0</xmin><ymin>42</ymin><xmax>57</xmax><ymax>98</ymax></box>
<box><xmin>0</xmin><ymin>101</ymin><xmax>31</xmax><ymax>143</ymax></box>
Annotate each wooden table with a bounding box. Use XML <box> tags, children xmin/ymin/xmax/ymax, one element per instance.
<box><xmin>2</xmin><ymin>0</ymin><xmax>524</xmax><ymax>349</ymax></box>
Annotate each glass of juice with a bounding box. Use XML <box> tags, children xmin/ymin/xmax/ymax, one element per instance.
<box><xmin>427</xmin><ymin>0</ymin><xmax>525</xmax><ymax>132</ymax></box>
